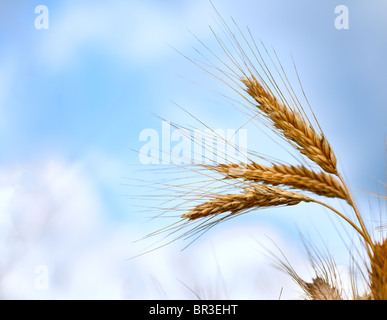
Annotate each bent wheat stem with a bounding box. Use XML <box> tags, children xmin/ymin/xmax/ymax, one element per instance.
<box><xmin>336</xmin><ymin>172</ymin><xmax>374</xmax><ymax>252</ymax></box>
<box><xmin>310</xmin><ymin>199</ymin><xmax>369</xmax><ymax>245</ymax></box>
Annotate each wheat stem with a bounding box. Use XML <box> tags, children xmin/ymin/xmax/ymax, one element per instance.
<box><xmin>336</xmin><ymin>172</ymin><xmax>374</xmax><ymax>251</ymax></box>
<box><xmin>310</xmin><ymin>199</ymin><xmax>369</xmax><ymax>244</ymax></box>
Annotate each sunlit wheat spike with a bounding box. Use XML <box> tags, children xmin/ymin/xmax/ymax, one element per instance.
<box><xmin>204</xmin><ymin>162</ymin><xmax>347</xmax><ymax>200</ymax></box>
<box><xmin>182</xmin><ymin>185</ymin><xmax>312</xmax><ymax>221</ymax></box>
<box><xmin>241</xmin><ymin>76</ymin><xmax>338</xmax><ymax>174</ymax></box>
<box><xmin>369</xmin><ymin>239</ymin><xmax>387</xmax><ymax>300</ymax></box>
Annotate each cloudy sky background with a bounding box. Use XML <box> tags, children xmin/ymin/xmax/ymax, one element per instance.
<box><xmin>0</xmin><ymin>0</ymin><xmax>386</xmax><ymax>299</ymax></box>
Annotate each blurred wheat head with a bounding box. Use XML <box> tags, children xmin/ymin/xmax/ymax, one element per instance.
<box><xmin>144</xmin><ymin>10</ymin><xmax>386</xmax><ymax>300</ymax></box>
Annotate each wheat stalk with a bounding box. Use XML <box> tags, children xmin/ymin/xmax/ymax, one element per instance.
<box><xmin>148</xmin><ymin>9</ymin><xmax>386</xmax><ymax>299</ymax></box>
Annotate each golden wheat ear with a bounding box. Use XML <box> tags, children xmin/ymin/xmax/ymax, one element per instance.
<box><xmin>203</xmin><ymin>162</ymin><xmax>347</xmax><ymax>200</ymax></box>
<box><xmin>182</xmin><ymin>185</ymin><xmax>312</xmax><ymax>221</ymax></box>
<box><xmin>241</xmin><ymin>76</ymin><xmax>338</xmax><ymax>175</ymax></box>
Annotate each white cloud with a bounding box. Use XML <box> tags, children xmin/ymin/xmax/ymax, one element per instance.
<box><xmin>126</xmin><ymin>222</ymin><xmax>313</xmax><ymax>300</ymax></box>
<box><xmin>0</xmin><ymin>155</ymin><xmax>363</xmax><ymax>299</ymax></box>
<box><xmin>0</xmin><ymin>156</ymin><xmax>308</xmax><ymax>299</ymax></box>
<box><xmin>0</xmin><ymin>159</ymin><xmax>108</xmax><ymax>298</ymax></box>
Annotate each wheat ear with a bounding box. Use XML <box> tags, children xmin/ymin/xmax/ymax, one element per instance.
<box><xmin>203</xmin><ymin>162</ymin><xmax>347</xmax><ymax>201</ymax></box>
<box><xmin>301</xmin><ymin>277</ymin><xmax>343</xmax><ymax>300</ymax></box>
<box><xmin>242</xmin><ymin>76</ymin><xmax>338</xmax><ymax>175</ymax></box>
<box><xmin>183</xmin><ymin>186</ymin><xmax>312</xmax><ymax>220</ymax></box>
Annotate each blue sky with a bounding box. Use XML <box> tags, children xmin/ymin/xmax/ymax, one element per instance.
<box><xmin>0</xmin><ymin>0</ymin><xmax>386</xmax><ymax>299</ymax></box>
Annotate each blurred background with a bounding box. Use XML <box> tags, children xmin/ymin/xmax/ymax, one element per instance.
<box><xmin>0</xmin><ymin>0</ymin><xmax>386</xmax><ymax>299</ymax></box>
